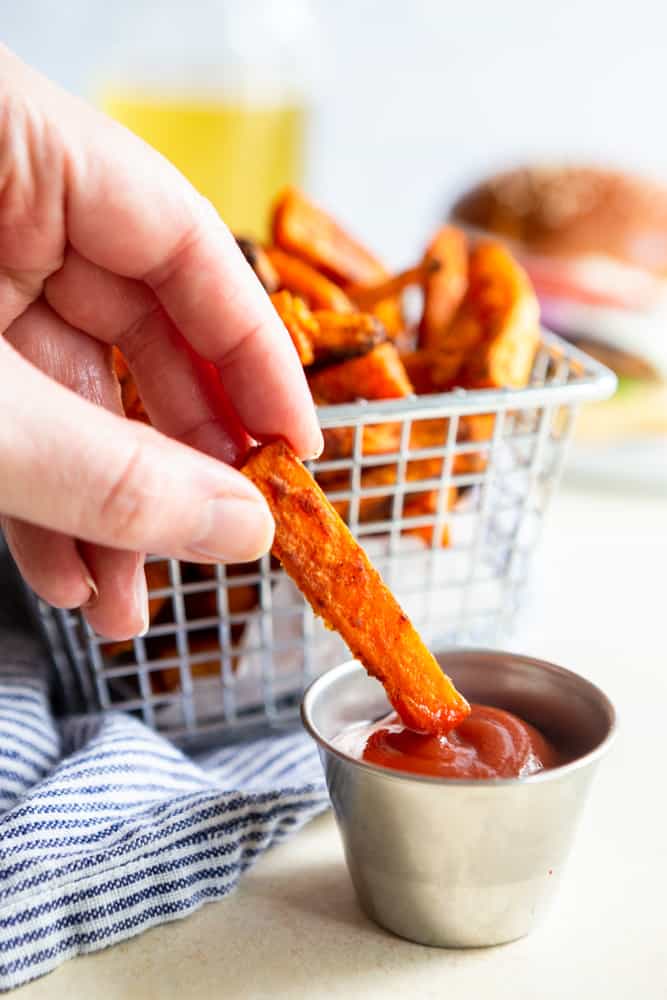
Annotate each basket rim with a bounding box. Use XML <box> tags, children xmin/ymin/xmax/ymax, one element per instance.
<box><xmin>315</xmin><ymin>328</ymin><xmax>617</xmax><ymax>426</ymax></box>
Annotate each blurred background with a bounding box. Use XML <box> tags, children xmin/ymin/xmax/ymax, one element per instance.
<box><xmin>4</xmin><ymin>0</ymin><xmax>667</xmax><ymax>488</ymax></box>
<box><xmin>4</xmin><ymin>0</ymin><xmax>667</xmax><ymax>260</ymax></box>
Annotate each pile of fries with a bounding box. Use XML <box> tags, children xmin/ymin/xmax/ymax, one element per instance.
<box><xmin>111</xmin><ymin>187</ymin><xmax>541</xmax><ymax>687</ymax></box>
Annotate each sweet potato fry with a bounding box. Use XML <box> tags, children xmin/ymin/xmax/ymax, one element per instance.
<box><xmin>402</xmin><ymin>494</ymin><xmax>451</xmax><ymax>548</ymax></box>
<box><xmin>400</xmin><ymin>348</ymin><xmax>462</xmax><ymax>394</ymax></box>
<box><xmin>419</xmin><ymin>226</ymin><xmax>468</xmax><ymax>350</ymax></box>
<box><xmin>408</xmin><ymin>417</ymin><xmax>490</xmax><ymax>475</ymax></box>
<box><xmin>272</xmin><ymin>186</ymin><xmax>387</xmax><ymax>285</ymax></box>
<box><xmin>242</xmin><ymin>441</ymin><xmax>469</xmax><ymax>733</ymax></box>
<box><xmin>236</xmin><ymin>237</ymin><xmax>279</xmax><ymax>293</ymax></box>
<box><xmin>266</xmin><ymin>247</ymin><xmax>353</xmax><ymax>312</ymax></box>
<box><xmin>445</xmin><ymin>241</ymin><xmax>540</xmax><ymax>389</ymax></box>
<box><xmin>309</xmin><ymin>343</ymin><xmax>413</xmax><ymax>403</ymax></box>
<box><xmin>270</xmin><ymin>290</ymin><xmax>317</xmax><ymax>366</ymax></box>
<box><xmin>319</xmin><ymin>422</ymin><xmax>402</xmax><ymax>461</ymax></box>
<box><xmin>346</xmin><ymin>261</ymin><xmax>439</xmax><ymax>311</ymax></box>
<box><xmin>158</xmin><ymin>567</ymin><xmax>260</xmax><ymax>690</ymax></box>
<box><xmin>326</xmin><ymin>459</ymin><xmax>456</xmax><ymax>532</ymax></box>
<box><xmin>310</xmin><ymin>311</ymin><xmax>386</xmax><ymax>364</ymax></box>
<box><xmin>157</xmin><ymin>631</ymin><xmax>223</xmax><ymax>692</ymax></box>
<box><xmin>372</xmin><ymin>297</ymin><xmax>405</xmax><ymax>340</ymax></box>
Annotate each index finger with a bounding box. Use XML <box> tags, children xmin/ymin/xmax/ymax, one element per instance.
<box><xmin>22</xmin><ymin>50</ymin><xmax>323</xmax><ymax>460</ymax></box>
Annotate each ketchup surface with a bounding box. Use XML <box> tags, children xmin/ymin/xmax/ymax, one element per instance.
<box><xmin>335</xmin><ymin>705</ymin><xmax>561</xmax><ymax>779</ymax></box>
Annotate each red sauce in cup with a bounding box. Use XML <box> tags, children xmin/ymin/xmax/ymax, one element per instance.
<box><xmin>336</xmin><ymin>705</ymin><xmax>561</xmax><ymax>779</ymax></box>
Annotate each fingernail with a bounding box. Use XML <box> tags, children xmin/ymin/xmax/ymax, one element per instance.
<box><xmin>307</xmin><ymin>428</ymin><xmax>325</xmax><ymax>461</ymax></box>
<box><xmin>82</xmin><ymin>573</ymin><xmax>99</xmax><ymax>609</ymax></box>
<box><xmin>189</xmin><ymin>497</ymin><xmax>274</xmax><ymax>562</ymax></box>
<box><xmin>135</xmin><ymin>570</ymin><xmax>150</xmax><ymax>637</ymax></box>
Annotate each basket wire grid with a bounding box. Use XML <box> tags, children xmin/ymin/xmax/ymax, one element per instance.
<box><xmin>33</xmin><ymin>331</ymin><xmax>615</xmax><ymax>748</ymax></box>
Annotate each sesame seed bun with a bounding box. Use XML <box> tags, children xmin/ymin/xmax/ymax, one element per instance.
<box><xmin>452</xmin><ymin>165</ymin><xmax>667</xmax><ymax>274</ymax></box>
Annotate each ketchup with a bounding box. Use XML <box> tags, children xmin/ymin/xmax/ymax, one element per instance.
<box><xmin>335</xmin><ymin>705</ymin><xmax>561</xmax><ymax>779</ymax></box>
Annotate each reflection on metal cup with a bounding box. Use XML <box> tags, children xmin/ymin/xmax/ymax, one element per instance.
<box><xmin>302</xmin><ymin>650</ymin><xmax>616</xmax><ymax>948</ymax></box>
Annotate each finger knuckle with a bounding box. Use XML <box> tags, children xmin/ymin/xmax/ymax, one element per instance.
<box><xmin>98</xmin><ymin>439</ymin><xmax>162</xmax><ymax>546</ymax></box>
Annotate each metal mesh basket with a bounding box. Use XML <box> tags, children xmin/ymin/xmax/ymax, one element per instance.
<box><xmin>33</xmin><ymin>331</ymin><xmax>615</xmax><ymax>748</ymax></box>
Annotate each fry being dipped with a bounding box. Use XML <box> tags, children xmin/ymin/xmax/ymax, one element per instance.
<box><xmin>242</xmin><ymin>440</ymin><xmax>470</xmax><ymax>734</ymax></box>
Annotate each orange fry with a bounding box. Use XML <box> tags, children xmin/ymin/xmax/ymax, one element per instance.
<box><xmin>318</xmin><ymin>422</ymin><xmax>401</xmax><ymax>462</ymax></box>
<box><xmin>400</xmin><ymin>348</ymin><xmax>462</xmax><ymax>394</ymax></box>
<box><xmin>419</xmin><ymin>225</ymin><xmax>468</xmax><ymax>350</ymax></box>
<box><xmin>265</xmin><ymin>247</ymin><xmax>354</xmax><ymax>312</ymax></box>
<box><xmin>310</xmin><ymin>310</ymin><xmax>386</xmax><ymax>364</ymax></box>
<box><xmin>236</xmin><ymin>237</ymin><xmax>280</xmax><ymax>293</ymax></box>
<box><xmin>242</xmin><ymin>441</ymin><xmax>470</xmax><ymax>733</ymax></box>
<box><xmin>309</xmin><ymin>343</ymin><xmax>413</xmax><ymax>403</ymax></box>
<box><xmin>272</xmin><ymin>186</ymin><xmax>387</xmax><ymax>285</ymax></box>
<box><xmin>346</xmin><ymin>261</ymin><xmax>439</xmax><ymax>310</ymax></box>
<box><xmin>444</xmin><ymin>241</ymin><xmax>540</xmax><ymax>389</ymax></box>
<box><xmin>270</xmin><ymin>290</ymin><xmax>317</xmax><ymax>366</ymax></box>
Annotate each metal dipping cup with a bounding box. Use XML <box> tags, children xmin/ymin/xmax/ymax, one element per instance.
<box><xmin>301</xmin><ymin>650</ymin><xmax>616</xmax><ymax>948</ymax></box>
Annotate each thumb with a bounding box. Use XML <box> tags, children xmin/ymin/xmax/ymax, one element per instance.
<box><xmin>0</xmin><ymin>341</ymin><xmax>274</xmax><ymax>562</ymax></box>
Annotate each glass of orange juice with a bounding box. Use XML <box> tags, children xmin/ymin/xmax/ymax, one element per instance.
<box><xmin>97</xmin><ymin>0</ymin><xmax>316</xmax><ymax>238</ymax></box>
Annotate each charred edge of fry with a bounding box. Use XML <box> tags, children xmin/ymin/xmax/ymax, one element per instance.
<box><xmin>236</xmin><ymin>236</ymin><xmax>280</xmax><ymax>293</ymax></box>
<box><xmin>309</xmin><ymin>311</ymin><xmax>387</xmax><ymax>366</ymax></box>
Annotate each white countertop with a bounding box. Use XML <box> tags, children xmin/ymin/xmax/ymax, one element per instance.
<box><xmin>14</xmin><ymin>481</ymin><xmax>667</xmax><ymax>999</ymax></box>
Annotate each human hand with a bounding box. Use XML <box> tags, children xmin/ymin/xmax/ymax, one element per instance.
<box><xmin>0</xmin><ymin>45</ymin><xmax>322</xmax><ymax>640</ymax></box>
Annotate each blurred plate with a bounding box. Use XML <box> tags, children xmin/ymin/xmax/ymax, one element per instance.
<box><xmin>564</xmin><ymin>437</ymin><xmax>667</xmax><ymax>493</ymax></box>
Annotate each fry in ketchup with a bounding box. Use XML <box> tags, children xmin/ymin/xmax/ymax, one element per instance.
<box><xmin>336</xmin><ymin>706</ymin><xmax>562</xmax><ymax>780</ymax></box>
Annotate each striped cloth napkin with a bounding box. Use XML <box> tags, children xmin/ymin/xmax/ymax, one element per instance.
<box><xmin>0</xmin><ymin>631</ymin><xmax>328</xmax><ymax>992</ymax></box>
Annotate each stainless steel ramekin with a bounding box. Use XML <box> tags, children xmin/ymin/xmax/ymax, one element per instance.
<box><xmin>301</xmin><ymin>649</ymin><xmax>616</xmax><ymax>948</ymax></box>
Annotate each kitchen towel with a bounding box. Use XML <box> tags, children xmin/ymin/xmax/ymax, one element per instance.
<box><xmin>0</xmin><ymin>631</ymin><xmax>329</xmax><ymax>992</ymax></box>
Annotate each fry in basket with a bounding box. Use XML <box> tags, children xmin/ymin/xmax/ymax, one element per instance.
<box><xmin>270</xmin><ymin>290</ymin><xmax>317</xmax><ymax>365</ymax></box>
<box><xmin>400</xmin><ymin>348</ymin><xmax>462</xmax><ymax>394</ymax></box>
<box><xmin>402</xmin><ymin>493</ymin><xmax>451</xmax><ymax>548</ymax></box>
<box><xmin>409</xmin><ymin>416</ymin><xmax>490</xmax><ymax>476</ymax></box>
<box><xmin>271</xmin><ymin>187</ymin><xmax>407</xmax><ymax>338</ymax></box>
<box><xmin>235</xmin><ymin>237</ymin><xmax>279</xmax><ymax>293</ymax></box>
<box><xmin>159</xmin><ymin>568</ymin><xmax>261</xmax><ymax>690</ymax></box>
<box><xmin>418</xmin><ymin>226</ymin><xmax>468</xmax><ymax>350</ymax></box>
<box><xmin>272</xmin><ymin>186</ymin><xmax>387</xmax><ymax>286</ymax></box>
<box><xmin>272</xmin><ymin>292</ymin><xmax>387</xmax><ymax>369</ymax></box>
<box><xmin>446</xmin><ymin>240</ymin><xmax>541</xmax><ymax>389</ymax></box>
<box><xmin>309</xmin><ymin>342</ymin><xmax>413</xmax><ymax>403</ymax></box>
<box><xmin>266</xmin><ymin>247</ymin><xmax>353</xmax><ymax>312</ymax></box>
<box><xmin>346</xmin><ymin>261</ymin><xmax>439</xmax><ymax>311</ymax></box>
<box><xmin>310</xmin><ymin>310</ymin><xmax>386</xmax><ymax>364</ymax></box>
<box><xmin>326</xmin><ymin>459</ymin><xmax>456</xmax><ymax>544</ymax></box>
<box><xmin>242</xmin><ymin>440</ymin><xmax>469</xmax><ymax>733</ymax></box>
<box><xmin>317</xmin><ymin>422</ymin><xmax>402</xmax><ymax>462</ymax></box>
<box><xmin>155</xmin><ymin>631</ymin><xmax>224</xmax><ymax>692</ymax></box>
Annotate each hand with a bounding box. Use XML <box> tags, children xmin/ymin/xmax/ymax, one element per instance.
<box><xmin>0</xmin><ymin>46</ymin><xmax>322</xmax><ymax>640</ymax></box>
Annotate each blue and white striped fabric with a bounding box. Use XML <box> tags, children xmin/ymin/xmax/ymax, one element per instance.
<box><xmin>0</xmin><ymin>632</ymin><xmax>328</xmax><ymax>992</ymax></box>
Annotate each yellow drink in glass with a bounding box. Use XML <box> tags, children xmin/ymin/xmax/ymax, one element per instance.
<box><xmin>101</xmin><ymin>91</ymin><xmax>305</xmax><ymax>238</ymax></box>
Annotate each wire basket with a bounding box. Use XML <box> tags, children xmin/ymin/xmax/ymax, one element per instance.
<box><xmin>32</xmin><ymin>331</ymin><xmax>615</xmax><ymax>748</ymax></box>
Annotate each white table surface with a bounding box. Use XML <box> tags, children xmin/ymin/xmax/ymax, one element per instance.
<box><xmin>14</xmin><ymin>481</ymin><xmax>667</xmax><ymax>999</ymax></box>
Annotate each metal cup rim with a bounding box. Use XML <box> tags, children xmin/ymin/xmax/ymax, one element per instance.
<box><xmin>301</xmin><ymin>649</ymin><xmax>617</xmax><ymax>788</ymax></box>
